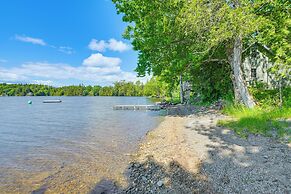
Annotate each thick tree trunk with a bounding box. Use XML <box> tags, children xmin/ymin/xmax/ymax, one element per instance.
<box><xmin>230</xmin><ymin>36</ymin><xmax>256</xmax><ymax>108</ymax></box>
<box><xmin>179</xmin><ymin>74</ymin><xmax>184</xmax><ymax>104</ymax></box>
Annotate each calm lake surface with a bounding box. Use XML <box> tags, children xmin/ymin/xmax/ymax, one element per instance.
<box><xmin>0</xmin><ymin>96</ymin><xmax>163</xmax><ymax>193</ymax></box>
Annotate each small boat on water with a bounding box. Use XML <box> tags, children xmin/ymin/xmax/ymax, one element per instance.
<box><xmin>43</xmin><ymin>99</ymin><xmax>62</xmax><ymax>103</ymax></box>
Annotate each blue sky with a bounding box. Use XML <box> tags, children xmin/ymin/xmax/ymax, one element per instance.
<box><xmin>0</xmin><ymin>0</ymin><xmax>144</xmax><ymax>86</ymax></box>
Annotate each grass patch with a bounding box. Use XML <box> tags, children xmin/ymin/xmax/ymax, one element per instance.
<box><xmin>219</xmin><ymin>104</ymin><xmax>291</xmax><ymax>141</ymax></box>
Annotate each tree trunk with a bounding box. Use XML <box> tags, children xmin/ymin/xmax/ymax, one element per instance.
<box><xmin>230</xmin><ymin>36</ymin><xmax>256</xmax><ymax>108</ymax></box>
<box><xmin>279</xmin><ymin>78</ymin><xmax>283</xmax><ymax>108</ymax></box>
<box><xmin>179</xmin><ymin>74</ymin><xmax>184</xmax><ymax>104</ymax></box>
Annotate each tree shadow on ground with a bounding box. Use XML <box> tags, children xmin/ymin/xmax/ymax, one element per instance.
<box><xmin>190</xmin><ymin>118</ymin><xmax>290</xmax><ymax>193</ymax></box>
<box><xmin>164</xmin><ymin>105</ymin><xmax>219</xmax><ymax>117</ymax></box>
<box><xmin>31</xmin><ymin>187</ymin><xmax>47</xmax><ymax>194</ymax></box>
<box><xmin>90</xmin><ymin>157</ymin><xmax>212</xmax><ymax>194</ymax></box>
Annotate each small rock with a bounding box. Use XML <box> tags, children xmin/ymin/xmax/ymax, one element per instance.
<box><xmin>142</xmin><ymin>176</ymin><xmax>147</xmax><ymax>182</ymax></box>
<box><xmin>157</xmin><ymin>180</ymin><xmax>163</xmax><ymax>187</ymax></box>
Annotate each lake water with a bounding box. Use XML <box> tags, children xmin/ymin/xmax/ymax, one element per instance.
<box><xmin>0</xmin><ymin>97</ymin><xmax>163</xmax><ymax>193</ymax></box>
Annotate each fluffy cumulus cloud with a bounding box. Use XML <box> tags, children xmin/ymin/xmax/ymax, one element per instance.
<box><xmin>88</xmin><ymin>38</ymin><xmax>130</xmax><ymax>52</ymax></box>
<box><xmin>83</xmin><ymin>53</ymin><xmax>121</xmax><ymax>67</ymax></box>
<box><xmin>107</xmin><ymin>39</ymin><xmax>131</xmax><ymax>52</ymax></box>
<box><xmin>88</xmin><ymin>40</ymin><xmax>106</xmax><ymax>52</ymax></box>
<box><xmin>15</xmin><ymin>35</ymin><xmax>47</xmax><ymax>46</ymax></box>
<box><xmin>0</xmin><ymin>53</ymin><xmax>147</xmax><ymax>86</ymax></box>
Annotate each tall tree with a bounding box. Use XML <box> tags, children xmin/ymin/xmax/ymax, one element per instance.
<box><xmin>113</xmin><ymin>0</ymin><xmax>195</xmax><ymax>103</ymax></box>
<box><xmin>177</xmin><ymin>0</ymin><xmax>271</xmax><ymax>107</ymax></box>
<box><xmin>113</xmin><ymin>0</ymin><xmax>285</xmax><ymax>107</ymax></box>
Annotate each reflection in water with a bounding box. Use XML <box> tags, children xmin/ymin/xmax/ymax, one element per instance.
<box><xmin>0</xmin><ymin>97</ymin><xmax>162</xmax><ymax>193</ymax></box>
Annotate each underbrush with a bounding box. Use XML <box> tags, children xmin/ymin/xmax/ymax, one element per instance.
<box><xmin>219</xmin><ymin>104</ymin><xmax>291</xmax><ymax>141</ymax></box>
<box><xmin>250</xmin><ymin>85</ymin><xmax>291</xmax><ymax>107</ymax></box>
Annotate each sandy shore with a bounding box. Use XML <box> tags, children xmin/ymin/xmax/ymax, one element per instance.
<box><xmin>123</xmin><ymin>110</ymin><xmax>224</xmax><ymax>193</ymax></box>
<box><xmin>91</xmin><ymin>109</ymin><xmax>290</xmax><ymax>193</ymax></box>
<box><xmin>132</xmin><ymin>115</ymin><xmax>214</xmax><ymax>173</ymax></box>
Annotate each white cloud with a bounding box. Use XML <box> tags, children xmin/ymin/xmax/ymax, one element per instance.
<box><xmin>88</xmin><ymin>38</ymin><xmax>130</xmax><ymax>52</ymax></box>
<box><xmin>0</xmin><ymin>69</ymin><xmax>27</xmax><ymax>81</ymax></box>
<box><xmin>88</xmin><ymin>39</ymin><xmax>106</xmax><ymax>52</ymax></box>
<box><xmin>14</xmin><ymin>35</ymin><xmax>74</xmax><ymax>55</ymax></box>
<box><xmin>58</xmin><ymin>46</ymin><xmax>74</xmax><ymax>55</ymax></box>
<box><xmin>82</xmin><ymin>53</ymin><xmax>121</xmax><ymax>67</ymax></box>
<box><xmin>107</xmin><ymin>39</ymin><xmax>130</xmax><ymax>52</ymax></box>
<box><xmin>0</xmin><ymin>54</ymin><xmax>145</xmax><ymax>86</ymax></box>
<box><xmin>15</xmin><ymin>35</ymin><xmax>46</xmax><ymax>46</ymax></box>
<box><xmin>33</xmin><ymin>80</ymin><xmax>54</xmax><ymax>85</ymax></box>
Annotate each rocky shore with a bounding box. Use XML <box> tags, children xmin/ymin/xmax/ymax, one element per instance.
<box><xmin>91</xmin><ymin>107</ymin><xmax>290</xmax><ymax>194</ymax></box>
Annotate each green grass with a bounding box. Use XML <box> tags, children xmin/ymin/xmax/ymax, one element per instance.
<box><xmin>218</xmin><ymin>104</ymin><xmax>291</xmax><ymax>141</ymax></box>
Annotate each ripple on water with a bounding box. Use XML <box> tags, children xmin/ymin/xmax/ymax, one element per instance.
<box><xmin>0</xmin><ymin>96</ymin><xmax>163</xmax><ymax>193</ymax></box>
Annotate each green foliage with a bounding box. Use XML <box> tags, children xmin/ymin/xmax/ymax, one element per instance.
<box><xmin>113</xmin><ymin>0</ymin><xmax>196</xmax><ymax>103</ymax></box>
<box><xmin>114</xmin><ymin>0</ymin><xmax>181</xmax><ymax>75</ymax></box>
<box><xmin>249</xmin><ymin>82</ymin><xmax>291</xmax><ymax>107</ymax></box>
<box><xmin>143</xmin><ymin>77</ymin><xmax>178</xmax><ymax>99</ymax></box>
<box><xmin>220</xmin><ymin>84</ymin><xmax>291</xmax><ymax>140</ymax></box>
<box><xmin>189</xmin><ymin>50</ymin><xmax>234</xmax><ymax>103</ymax></box>
<box><xmin>255</xmin><ymin>0</ymin><xmax>291</xmax><ymax>79</ymax></box>
<box><xmin>0</xmin><ymin>79</ymin><xmax>172</xmax><ymax>98</ymax></box>
<box><xmin>181</xmin><ymin>0</ymin><xmax>266</xmax><ymax>47</ymax></box>
<box><xmin>219</xmin><ymin>104</ymin><xmax>291</xmax><ymax>141</ymax></box>
<box><xmin>113</xmin><ymin>0</ymin><xmax>289</xmax><ymax>106</ymax></box>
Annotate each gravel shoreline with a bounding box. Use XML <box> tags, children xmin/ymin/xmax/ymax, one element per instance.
<box><xmin>91</xmin><ymin>109</ymin><xmax>291</xmax><ymax>194</ymax></box>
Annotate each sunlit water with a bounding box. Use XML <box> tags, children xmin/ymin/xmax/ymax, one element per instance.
<box><xmin>0</xmin><ymin>97</ymin><xmax>163</xmax><ymax>193</ymax></box>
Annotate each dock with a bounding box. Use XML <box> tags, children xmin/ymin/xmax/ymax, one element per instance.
<box><xmin>113</xmin><ymin>105</ymin><xmax>161</xmax><ymax>111</ymax></box>
<box><xmin>43</xmin><ymin>100</ymin><xmax>62</xmax><ymax>103</ymax></box>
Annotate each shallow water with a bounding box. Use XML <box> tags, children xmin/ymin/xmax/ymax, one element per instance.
<box><xmin>0</xmin><ymin>96</ymin><xmax>162</xmax><ymax>193</ymax></box>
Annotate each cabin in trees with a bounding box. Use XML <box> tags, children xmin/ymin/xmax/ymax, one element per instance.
<box><xmin>243</xmin><ymin>49</ymin><xmax>278</xmax><ymax>88</ymax></box>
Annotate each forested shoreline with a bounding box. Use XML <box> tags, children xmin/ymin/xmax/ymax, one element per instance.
<box><xmin>0</xmin><ymin>78</ymin><xmax>173</xmax><ymax>97</ymax></box>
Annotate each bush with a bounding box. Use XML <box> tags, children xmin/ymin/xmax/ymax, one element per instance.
<box><xmin>249</xmin><ymin>82</ymin><xmax>291</xmax><ymax>107</ymax></box>
<box><xmin>219</xmin><ymin>104</ymin><xmax>291</xmax><ymax>141</ymax></box>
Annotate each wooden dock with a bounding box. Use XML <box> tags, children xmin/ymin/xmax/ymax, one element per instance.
<box><xmin>113</xmin><ymin>105</ymin><xmax>161</xmax><ymax>111</ymax></box>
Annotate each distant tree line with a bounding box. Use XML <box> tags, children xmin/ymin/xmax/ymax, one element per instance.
<box><xmin>0</xmin><ymin>78</ymin><xmax>178</xmax><ymax>98</ymax></box>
